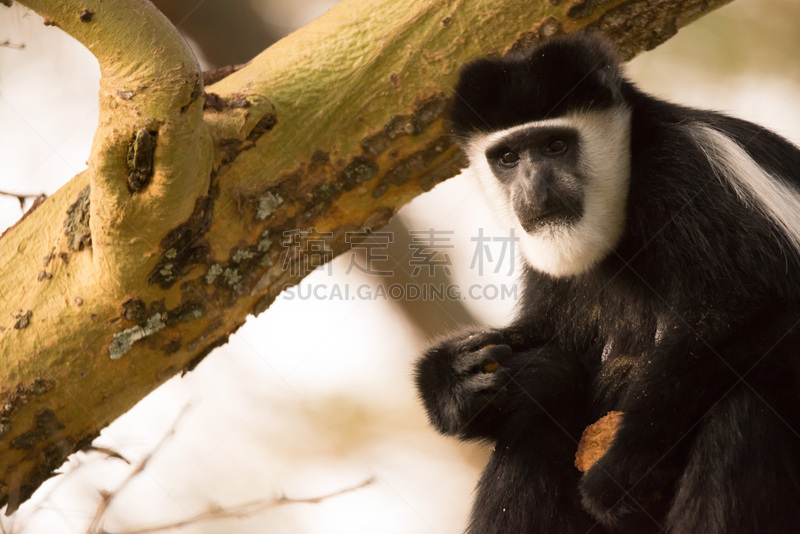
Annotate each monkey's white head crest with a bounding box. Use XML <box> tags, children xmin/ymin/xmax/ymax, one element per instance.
<box><xmin>465</xmin><ymin>107</ymin><xmax>632</xmax><ymax>277</ymax></box>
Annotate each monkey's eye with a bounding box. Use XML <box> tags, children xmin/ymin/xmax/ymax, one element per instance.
<box><xmin>498</xmin><ymin>150</ymin><xmax>520</xmax><ymax>167</ymax></box>
<box><xmin>543</xmin><ymin>138</ymin><xmax>568</xmax><ymax>156</ymax></box>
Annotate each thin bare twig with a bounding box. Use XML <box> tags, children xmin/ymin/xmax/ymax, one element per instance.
<box><xmin>108</xmin><ymin>478</ymin><xmax>376</xmax><ymax>534</ymax></box>
<box><xmin>0</xmin><ymin>40</ymin><xmax>25</xmax><ymax>50</ymax></box>
<box><xmin>0</xmin><ymin>190</ymin><xmax>41</xmax><ymax>210</ymax></box>
<box><xmin>8</xmin><ymin>445</ymin><xmax>129</xmax><ymax>534</ymax></box>
<box><xmin>85</xmin><ymin>406</ymin><xmax>192</xmax><ymax>534</ymax></box>
<box><xmin>82</xmin><ymin>446</ymin><xmax>131</xmax><ymax>464</ymax></box>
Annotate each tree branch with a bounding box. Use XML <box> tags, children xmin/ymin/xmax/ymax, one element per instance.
<box><xmin>20</xmin><ymin>0</ymin><xmax>212</xmax><ymax>292</ymax></box>
<box><xmin>1</xmin><ymin>0</ymin><xmax>733</xmax><ymax>513</ymax></box>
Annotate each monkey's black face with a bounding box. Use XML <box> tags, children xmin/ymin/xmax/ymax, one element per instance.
<box><xmin>463</xmin><ymin>109</ymin><xmax>631</xmax><ymax>277</ymax></box>
<box><xmin>485</xmin><ymin>128</ymin><xmax>584</xmax><ymax>232</ymax></box>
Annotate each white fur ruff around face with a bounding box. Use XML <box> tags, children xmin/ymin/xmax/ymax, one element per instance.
<box><xmin>465</xmin><ymin>108</ymin><xmax>632</xmax><ymax>277</ymax></box>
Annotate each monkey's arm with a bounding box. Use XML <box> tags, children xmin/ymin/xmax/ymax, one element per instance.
<box><xmin>579</xmin><ymin>310</ymin><xmax>800</xmax><ymax>530</ymax></box>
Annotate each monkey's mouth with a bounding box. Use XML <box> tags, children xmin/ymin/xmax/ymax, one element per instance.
<box><xmin>513</xmin><ymin>196</ymin><xmax>582</xmax><ymax>233</ymax></box>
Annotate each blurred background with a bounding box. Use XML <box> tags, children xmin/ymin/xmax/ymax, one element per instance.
<box><xmin>1</xmin><ymin>0</ymin><xmax>800</xmax><ymax>532</ymax></box>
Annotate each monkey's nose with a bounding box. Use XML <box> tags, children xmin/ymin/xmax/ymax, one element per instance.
<box><xmin>519</xmin><ymin>170</ymin><xmax>550</xmax><ymax>205</ymax></box>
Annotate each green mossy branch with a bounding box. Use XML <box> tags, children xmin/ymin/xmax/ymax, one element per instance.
<box><xmin>2</xmin><ymin>0</ymin><xmax>732</xmax><ymax>513</ymax></box>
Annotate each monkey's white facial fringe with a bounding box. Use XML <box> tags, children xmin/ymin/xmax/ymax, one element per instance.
<box><xmin>689</xmin><ymin>124</ymin><xmax>800</xmax><ymax>255</ymax></box>
<box><xmin>465</xmin><ymin>108</ymin><xmax>632</xmax><ymax>277</ymax></box>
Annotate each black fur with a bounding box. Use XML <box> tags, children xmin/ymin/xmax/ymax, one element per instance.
<box><xmin>415</xmin><ymin>33</ymin><xmax>800</xmax><ymax>533</ymax></box>
<box><xmin>448</xmin><ymin>35</ymin><xmax>624</xmax><ymax>141</ymax></box>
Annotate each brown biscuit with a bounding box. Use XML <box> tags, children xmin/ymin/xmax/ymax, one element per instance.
<box><xmin>575</xmin><ymin>411</ymin><xmax>624</xmax><ymax>472</ymax></box>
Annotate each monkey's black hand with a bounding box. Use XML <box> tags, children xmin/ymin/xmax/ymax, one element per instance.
<box><xmin>579</xmin><ymin>426</ymin><xmax>675</xmax><ymax>532</ymax></box>
<box><xmin>414</xmin><ymin>330</ymin><xmax>514</xmax><ymax>439</ymax></box>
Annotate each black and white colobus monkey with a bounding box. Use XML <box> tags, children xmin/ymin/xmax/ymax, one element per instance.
<box><xmin>415</xmin><ymin>33</ymin><xmax>800</xmax><ymax>534</ymax></box>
